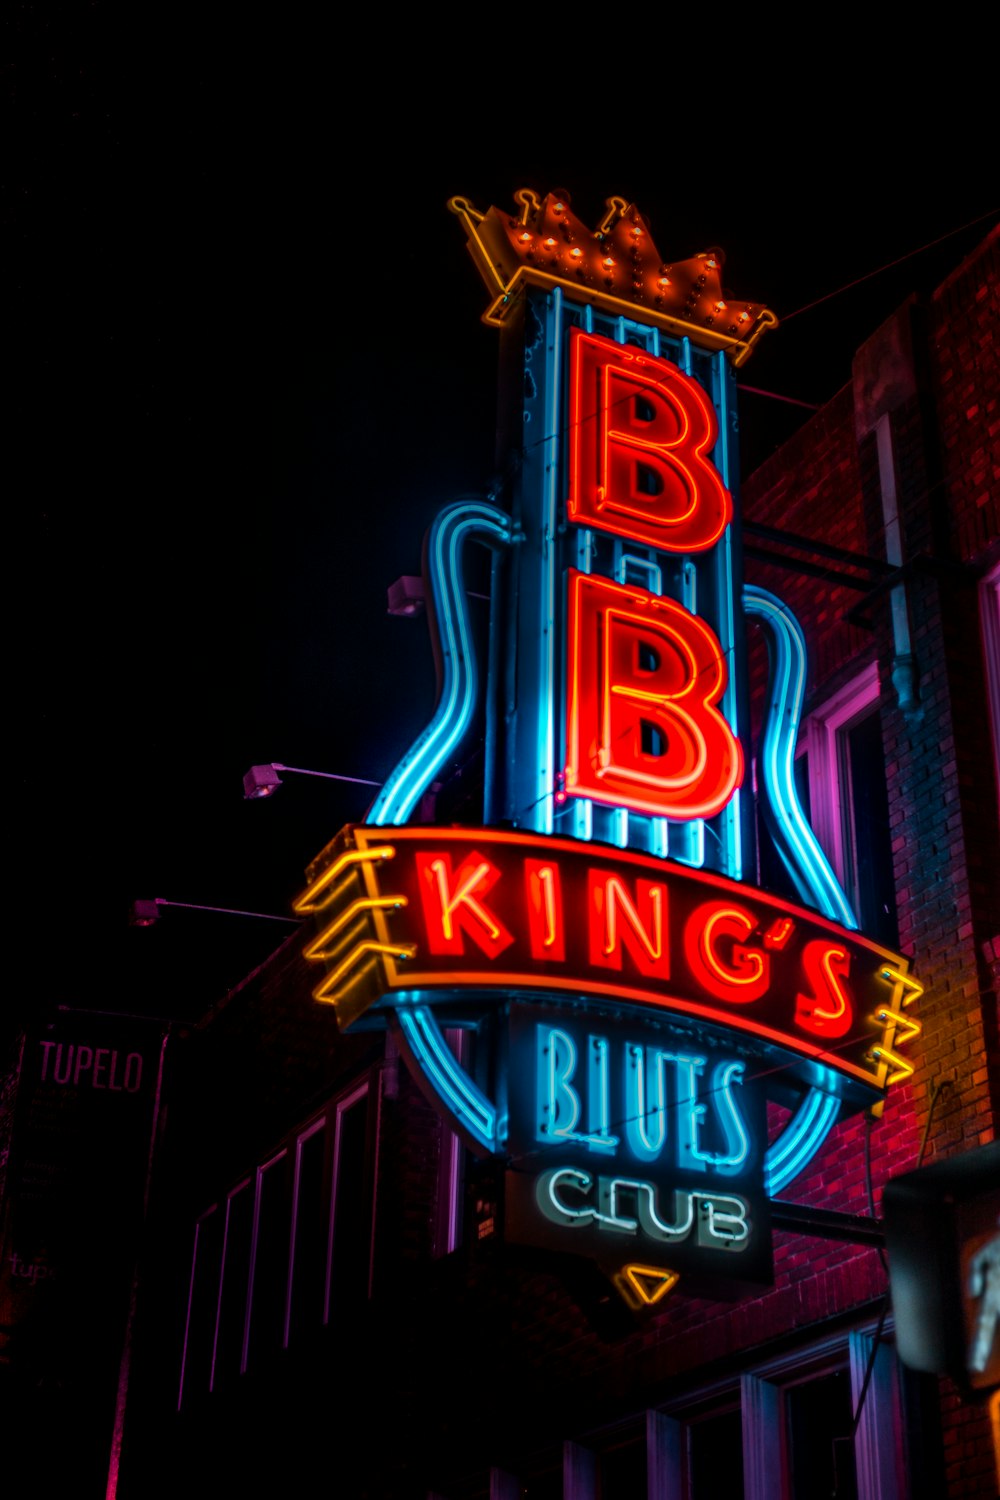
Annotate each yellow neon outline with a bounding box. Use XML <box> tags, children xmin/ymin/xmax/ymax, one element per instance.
<box><xmin>602</xmin><ymin>875</ymin><xmax>665</xmax><ymax>962</ymax></box>
<box><xmin>879</xmin><ymin>966</ymin><xmax>924</xmax><ymax>1007</ymax></box>
<box><xmin>598</xmin><ymin>196</ymin><xmax>629</xmax><ymax>234</ymax></box>
<box><xmin>866</xmin><ymin>966</ymin><xmax>924</xmax><ymax>1090</ymax></box>
<box><xmin>486</xmin><ymin>268</ymin><xmax>777</xmax><ymax>364</ymax></box>
<box><xmin>447</xmin><ymin>194</ymin><xmax>485</xmax><ymax>226</ymax></box>
<box><xmin>303</xmin><ymin>896</ymin><xmax>408</xmax><ymax>960</ymax></box>
<box><xmin>312</xmin><ymin>940</ymin><xmax>417</xmax><ymax>1005</ymax></box>
<box><xmin>294</xmin><ymin>845</ymin><xmax>396</xmax><ymax>914</ymax></box>
<box><xmin>449</xmin><ymin>192</ymin><xmax>778</xmax><ymax>365</ymax></box>
<box><xmin>700</xmin><ymin>906</ymin><xmax>767</xmax><ymax>990</ymax></box>
<box><xmin>313</xmin><ymin>956</ymin><xmax>381</xmax><ymax>1008</ymax></box>
<box><xmin>811</xmin><ymin>945</ymin><xmax>852</xmax><ymax>1026</ymax></box>
<box><xmin>866</xmin><ymin>1044</ymin><xmax>916</xmax><ymax>1087</ymax></box>
<box><xmin>374</xmin><ymin>950</ymin><xmax>893</xmax><ymax>1088</ymax></box>
<box><xmin>765</xmin><ymin>916</ymin><xmax>795</xmax><ymax>949</ymax></box>
<box><xmin>525</xmin><ymin>859</ymin><xmax>566</xmax><ymax>959</ymax></box>
<box><xmin>618</xmin><ymin>1263</ymin><xmax>680</xmax><ymax>1306</ymax></box>
<box><xmin>447</xmin><ymin>195</ymin><xmax>512</xmax><ymax>298</ymax></box>
<box><xmin>305</xmin><ymin>917</ymin><xmax>367</xmax><ymax>974</ymax></box>
<box><xmin>537</xmin><ymin>866</ymin><xmax>558</xmax><ymax>949</ymax></box>
<box><xmin>342</xmin><ymin>824</ymin><xmax>909</xmax><ymax>1088</ymax></box>
<box><xmin>514</xmin><ymin>186</ymin><xmax>541</xmax><ymax>225</ymax></box>
<box><xmin>429</xmin><ymin>858</ymin><xmax>501</xmax><ymax>943</ymax></box>
<box><xmin>872</xmin><ymin>1006</ymin><xmax>922</xmax><ymax>1047</ymax></box>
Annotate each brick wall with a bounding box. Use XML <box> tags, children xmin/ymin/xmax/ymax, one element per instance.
<box><xmin>732</xmin><ymin>226</ymin><xmax>999</xmax><ymax>1499</ymax></box>
<box><xmin>931</xmin><ymin>225</ymin><xmax>1000</xmax><ymax>565</ymax></box>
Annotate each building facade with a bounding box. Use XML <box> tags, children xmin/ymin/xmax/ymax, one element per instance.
<box><xmin>5</xmin><ymin>206</ymin><xmax>997</xmax><ymax>1500</ymax></box>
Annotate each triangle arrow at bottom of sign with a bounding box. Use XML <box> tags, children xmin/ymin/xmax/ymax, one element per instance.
<box><xmin>620</xmin><ymin>1264</ymin><xmax>680</xmax><ymax>1306</ymax></box>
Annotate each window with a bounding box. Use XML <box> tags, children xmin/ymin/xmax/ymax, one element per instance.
<box><xmin>325</xmin><ymin>1082</ymin><xmax>374</xmax><ymax>1327</ymax></box>
<box><xmin>284</xmin><ymin>1117</ymin><xmax>326</xmax><ymax>1349</ymax></box>
<box><xmin>785</xmin><ymin>1367</ymin><xmax>856</xmax><ymax>1500</ymax></box>
<box><xmin>443</xmin><ymin>1320</ymin><xmax>930</xmax><ymax>1500</ymax></box>
<box><xmin>211</xmin><ymin>1177</ymin><xmax>252</xmax><ymax>1393</ymax></box>
<box><xmin>433</xmin><ymin>1029</ymin><xmax>468</xmax><ymax>1258</ymax></box>
<box><xmin>176</xmin><ymin>1205</ymin><xmax>221</xmax><ymax>1410</ymax></box>
<box><xmin>597</xmin><ymin>1427</ymin><xmax>646</xmax><ymax>1497</ymax></box>
<box><xmin>177</xmin><ymin>1074</ymin><xmax>377</xmax><ymax>1407</ymax></box>
<box><xmin>242</xmin><ymin>1148</ymin><xmax>289</xmax><ymax>1371</ymax></box>
<box><xmin>803</xmin><ymin>664</ymin><xmax>898</xmax><ymax>947</ymax></box>
<box><xmin>688</xmin><ymin>1405</ymin><xmax>744</xmax><ymax>1499</ymax></box>
<box><xmin>754</xmin><ymin>661</ymin><xmax>898</xmax><ymax>944</ymax></box>
<box><xmin>643</xmin><ymin>1320</ymin><xmax>923</xmax><ymax>1500</ymax></box>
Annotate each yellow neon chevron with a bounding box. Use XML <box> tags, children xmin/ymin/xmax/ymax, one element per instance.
<box><xmin>303</xmin><ymin>896</ymin><xmax>408</xmax><ymax>959</ymax></box>
<box><xmin>879</xmin><ymin>965</ymin><xmax>924</xmax><ymax>1008</ymax></box>
<box><xmin>294</xmin><ymin>845</ymin><xmax>396</xmax><ymax>914</ymax></box>
<box><xmin>312</xmin><ymin>940</ymin><xmax>416</xmax><ymax>1005</ymax></box>
<box><xmin>867</xmin><ymin>966</ymin><xmax>924</xmax><ymax>1092</ymax></box>
<box><xmin>873</xmin><ymin>1006</ymin><xmax>922</xmax><ymax>1048</ymax></box>
<box><xmin>867</xmin><ymin>1044</ymin><xmax>916</xmax><ymax>1087</ymax></box>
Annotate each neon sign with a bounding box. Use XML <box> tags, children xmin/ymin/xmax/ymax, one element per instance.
<box><xmin>534</xmin><ymin>1026</ymin><xmax>751</xmax><ymax>1173</ymax></box>
<box><xmin>504</xmin><ymin>1000</ymin><xmax>772</xmax><ymax>1290</ymax></box>
<box><xmin>298</xmin><ymin>824</ymin><xmax>915</xmax><ymax>1100</ymax></box>
<box><xmin>567</xmin><ymin>329</ymin><xmax>733</xmax><ymax>553</ymax></box>
<box><xmin>565</xmin><ymin>569</ymin><xmax>743</xmax><ymax>819</ymax></box>
<box><xmin>295</xmin><ymin>188</ymin><xmax>922</xmax><ymax>1312</ymax></box>
<box><xmin>447</xmin><ymin>190</ymin><xmax>777</xmax><ymax>363</ymax></box>
<box><xmin>535</xmin><ymin>1174</ymin><xmax>750</xmax><ymax>1248</ymax></box>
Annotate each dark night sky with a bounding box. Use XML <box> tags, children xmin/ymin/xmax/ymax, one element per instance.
<box><xmin>9</xmin><ymin>16</ymin><xmax>998</xmax><ymax>1043</ymax></box>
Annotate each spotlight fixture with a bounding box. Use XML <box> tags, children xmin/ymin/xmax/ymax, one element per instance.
<box><xmin>129</xmin><ymin>899</ymin><xmax>161</xmax><ymax>927</ymax></box>
<box><xmin>387</xmin><ymin>575</ymin><xmax>426</xmax><ymax>617</ymax></box>
<box><xmin>242</xmin><ymin>763</ymin><xmax>381</xmax><ymax>801</ymax></box>
<box><xmin>243</xmin><ymin>764</ymin><xmax>282</xmax><ymax>800</ymax></box>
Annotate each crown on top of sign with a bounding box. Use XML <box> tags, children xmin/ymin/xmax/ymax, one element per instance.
<box><xmin>449</xmin><ymin>188</ymin><xmax>777</xmax><ymax>365</ymax></box>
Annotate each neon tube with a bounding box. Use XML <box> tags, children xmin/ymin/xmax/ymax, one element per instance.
<box><xmin>744</xmin><ymin>586</ymin><xmax>859</xmax><ymax>1193</ymax></box>
<box><xmin>765</xmin><ymin>1089</ymin><xmax>840</xmax><ymax>1196</ymax></box>
<box><xmin>395</xmin><ymin>1005</ymin><xmax>497</xmax><ymax>1152</ymax></box>
<box><xmin>743</xmin><ymin>586</ymin><xmax>857</xmax><ymax>929</ymax></box>
<box><xmin>369</xmin><ymin>501</ymin><xmax>513</xmax><ymax>827</ymax></box>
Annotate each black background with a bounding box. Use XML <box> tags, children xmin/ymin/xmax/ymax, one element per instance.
<box><xmin>9</xmin><ymin>13</ymin><xmax>998</xmax><ymax>1042</ymax></box>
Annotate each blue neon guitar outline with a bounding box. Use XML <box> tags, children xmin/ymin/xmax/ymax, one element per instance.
<box><xmin>366</xmin><ymin>498</ymin><xmax>857</xmax><ymax>1196</ymax></box>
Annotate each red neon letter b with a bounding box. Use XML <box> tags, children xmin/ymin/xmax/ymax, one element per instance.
<box><xmin>567</xmin><ymin>328</ymin><xmax>732</xmax><ymax>553</ymax></box>
<box><xmin>565</xmin><ymin>571</ymin><xmax>743</xmax><ymax>820</ymax></box>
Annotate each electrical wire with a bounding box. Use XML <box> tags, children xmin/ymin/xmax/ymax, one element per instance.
<box><xmin>781</xmin><ymin>208</ymin><xmax>999</xmax><ymax>323</ymax></box>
